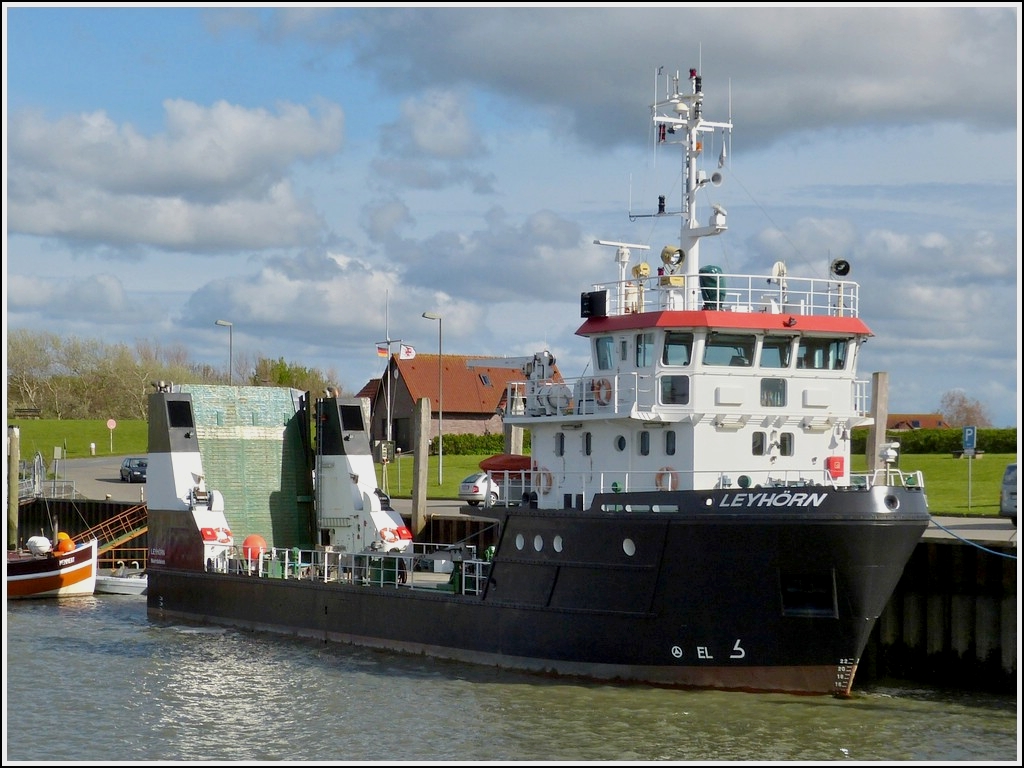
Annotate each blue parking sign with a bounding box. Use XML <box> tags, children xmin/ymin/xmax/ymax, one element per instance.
<box><xmin>962</xmin><ymin>426</ymin><xmax>976</xmax><ymax>451</ymax></box>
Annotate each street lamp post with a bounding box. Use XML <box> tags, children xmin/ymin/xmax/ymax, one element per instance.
<box><xmin>215</xmin><ymin>319</ymin><xmax>233</xmax><ymax>384</ymax></box>
<box><xmin>421</xmin><ymin>312</ymin><xmax>443</xmax><ymax>485</ymax></box>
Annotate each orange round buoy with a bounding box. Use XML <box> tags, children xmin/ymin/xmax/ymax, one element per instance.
<box><xmin>655</xmin><ymin>467</ymin><xmax>680</xmax><ymax>491</ymax></box>
<box><xmin>242</xmin><ymin>534</ymin><xmax>268</xmax><ymax>560</ymax></box>
<box><xmin>592</xmin><ymin>378</ymin><xmax>613</xmax><ymax>406</ymax></box>
<box><xmin>56</xmin><ymin>531</ymin><xmax>71</xmax><ymax>542</ymax></box>
<box><xmin>536</xmin><ymin>468</ymin><xmax>554</xmax><ymax>495</ymax></box>
<box><xmin>56</xmin><ymin>538</ymin><xmax>76</xmax><ymax>553</ymax></box>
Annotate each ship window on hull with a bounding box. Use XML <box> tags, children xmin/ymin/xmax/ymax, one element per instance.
<box><xmin>340</xmin><ymin>404</ymin><xmax>364</xmax><ymax>431</ymax></box>
<box><xmin>753</xmin><ymin>431</ymin><xmax>795</xmax><ymax>455</ymax></box>
<box><xmin>761</xmin><ymin>378</ymin><xmax>787</xmax><ymax>407</ymax></box>
<box><xmin>556</xmin><ymin>432</ymin><xmax>565</xmax><ymax>457</ymax></box>
<box><xmin>636</xmin><ymin>332</ymin><xmax>656</xmax><ymax>367</ymax></box>
<box><xmin>595</xmin><ymin>337</ymin><xmax>615</xmax><ymax>370</ymax></box>
<box><xmin>660</xmin><ymin>375</ymin><xmax>690</xmax><ymax>404</ymax></box>
<box><xmin>704</xmin><ymin>333</ymin><xmax>755</xmax><ymax>366</ymax></box>
<box><xmin>761</xmin><ymin>336</ymin><xmax>793</xmax><ymax>368</ymax></box>
<box><xmin>779</xmin><ymin>570</ymin><xmax>838</xmax><ymax>618</ymax></box>
<box><xmin>584</xmin><ymin>432</ymin><xmax>592</xmax><ymax>455</ymax></box>
<box><xmin>665</xmin><ymin>430</ymin><xmax>676</xmax><ymax>456</ymax></box>
<box><xmin>167</xmin><ymin>400</ymin><xmax>194</xmax><ymax>429</ymax></box>
<box><xmin>797</xmin><ymin>337</ymin><xmax>850</xmax><ymax>370</ymax></box>
<box><xmin>639</xmin><ymin>431</ymin><xmax>650</xmax><ymax>456</ymax></box>
<box><xmin>663</xmin><ymin>331</ymin><xmax>694</xmax><ymax>366</ymax></box>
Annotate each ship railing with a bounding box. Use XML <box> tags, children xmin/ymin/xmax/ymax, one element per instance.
<box><xmin>221</xmin><ymin>542</ymin><xmax>492</xmax><ymax>596</ymax></box>
<box><xmin>480</xmin><ymin>464</ymin><xmax>926</xmax><ymax>509</ymax></box>
<box><xmin>592</xmin><ymin>272</ymin><xmax>859</xmax><ymax>318</ymax></box>
<box><xmin>852</xmin><ymin>468</ymin><xmax>926</xmax><ymax>490</ymax></box>
<box><xmin>503</xmin><ymin>373</ymin><xmax>872</xmax><ymax>421</ymax></box>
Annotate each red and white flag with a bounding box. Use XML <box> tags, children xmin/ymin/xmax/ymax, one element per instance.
<box><xmin>399</xmin><ymin>344</ymin><xmax>416</xmax><ymax>360</ymax></box>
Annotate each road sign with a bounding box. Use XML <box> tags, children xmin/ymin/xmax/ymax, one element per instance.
<box><xmin>962</xmin><ymin>426</ymin><xmax>976</xmax><ymax>453</ymax></box>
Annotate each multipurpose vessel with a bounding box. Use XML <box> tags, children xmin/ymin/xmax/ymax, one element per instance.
<box><xmin>146</xmin><ymin>67</ymin><xmax>931</xmax><ymax>696</ymax></box>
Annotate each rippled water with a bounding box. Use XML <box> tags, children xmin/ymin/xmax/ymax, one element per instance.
<box><xmin>4</xmin><ymin>597</ymin><xmax>1019</xmax><ymax>762</ymax></box>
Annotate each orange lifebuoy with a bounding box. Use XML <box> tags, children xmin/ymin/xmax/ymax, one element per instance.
<box><xmin>380</xmin><ymin>527</ymin><xmax>399</xmax><ymax>544</ymax></box>
<box><xmin>592</xmin><ymin>378</ymin><xmax>613</xmax><ymax>406</ymax></box>
<box><xmin>655</xmin><ymin>467</ymin><xmax>680</xmax><ymax>491</ymax></box>
<box><xmin>536</xmin><ymin>468</ymin><xmax>553</xmax><ymax>495</ymax></box>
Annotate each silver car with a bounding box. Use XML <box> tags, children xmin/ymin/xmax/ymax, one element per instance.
<box><xmin>458</xmin><ymin>472</ymin><xmax>499</xmax><ymax>507</ymax></box>
<box><xmin>999</xmin><ymin>462</ymin><xmax>1016</xmax><ymax>525</ymax></box>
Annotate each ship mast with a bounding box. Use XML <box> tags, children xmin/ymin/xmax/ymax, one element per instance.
<box><xmin>651</xmin><ymin>68</ymin><xmax>732</xmax><ymax>310</ymax></box>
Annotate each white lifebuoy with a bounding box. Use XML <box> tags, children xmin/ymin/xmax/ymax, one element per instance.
<box><xmin>380</xmin><ymin>527</ymin><xmax>399</xmax><ymax>544</ymax></box>
<box><xmin>592</xmin><ymin>378</ymin><xmax>613</xmax><ymax>406</ymax></box>
<box><xmin>536</xmin><ymin>468</ymin><xmax>554</xmax><ymax>495</ymax></box>
<box><xmin>655</xmin><ymin>467</ymin><xmax>680</xmax><ymax>491</ymax></box>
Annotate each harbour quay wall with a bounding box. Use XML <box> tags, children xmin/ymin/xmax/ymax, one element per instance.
<box><xmin>859</xmin><ymin>535</ymin><xmax>1017</xmax><ymax>694</ymax></box>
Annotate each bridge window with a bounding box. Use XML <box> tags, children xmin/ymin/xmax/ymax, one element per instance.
<box><xmin>760</xmin><ymin>336</ymin><xmax>793</xmax><ymax>368</ymax></box>
<box><xmin>662</xmin><ymin>331</ymin><xmax>693</xmax><ymax>366</ymax></box>
<box><xmin>760</xmin><ymin>378</ymin><xmax>787</xmax><ymax>407</ymax></box>
<box><xmin>595</xmin><ymin>337</ymin><xmax>615</xmax><ymax>370</ymax></box>
<box><xmin>636</xmin><ymin>333</ymin><xmax>656</xmax><ymax>367</ymax></box>
<box><xmin>660</xmin><ymin>375</ymin><xmax>690</xmax><ymax>405</ymax></box>
<box><xmin>797</xmin><ymin>337</ymin><xmax>850</xmax><ymax>370</ymax></box>
<box><xmin>704</xmin><ymin>333</ymin><xmax>755</xmax><ymax>367</ymax></box>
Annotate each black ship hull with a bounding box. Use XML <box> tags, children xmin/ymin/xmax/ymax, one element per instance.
<box><xmin>148</xmin><ymin>489</ymin><xmax>928</xmax><ymax>696</ymax></box>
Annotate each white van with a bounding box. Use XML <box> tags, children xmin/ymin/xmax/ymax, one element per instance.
<box><xmin>999</xmin><ymin>463</ymin><xmax>1016</xmax><ymax>525</ymax></box>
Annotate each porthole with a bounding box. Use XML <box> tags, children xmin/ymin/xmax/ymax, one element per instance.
<box><xmin>622</xmin><ymin>538</ymin><xmax>636</xmax><ymax>557</ymax></box>
<box><xmin>553</xmin><ymin>535</ymin><xmax>563</xmax><ymax>553</ymax></box>
<box><xmin>515</xmin><ymin>533</ymin><xmax>525</xmax><ymax>550</ymax></box>
<box><xmin>615</xmin><ymin>435</ymin><xmax>627</xmax><ymax>451</ymax></box>
<box><xmin>534</xmin><ymin>535</ymin><xmax>544</xmax><ymax>552</ymax></box>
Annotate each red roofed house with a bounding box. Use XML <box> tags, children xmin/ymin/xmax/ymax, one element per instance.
<box><xmin>356</xmin><ymin>353</ymin><xmax>562</xmax><ymax>453</ymax></box>
<box><xmin>886</xmin><ymin>413</ymin><xmax>950</xmax><ymax>431</ymax></box>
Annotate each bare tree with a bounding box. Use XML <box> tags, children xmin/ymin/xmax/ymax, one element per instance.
<box><xmin>939</xmin><ymin>389</ymin><xmax>992</xmax><ymax>428</ymax></box>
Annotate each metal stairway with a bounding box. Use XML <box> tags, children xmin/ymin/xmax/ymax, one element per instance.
<box><xmin>71</xmin><ymin>504</ymin><xmax>148</xmax><ymax>555</ymax></box>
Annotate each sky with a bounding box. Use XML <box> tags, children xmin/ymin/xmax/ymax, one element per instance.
<box><xmin>3</xmin><ymin>4</ymin><xmax>1021</xmax><ymax>428</ymax></box>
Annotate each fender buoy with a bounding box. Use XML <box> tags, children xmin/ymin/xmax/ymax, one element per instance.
<box><xmin>536</xmin><ymin>469</ymin><xmax>554</xmax><ymax>495</ymax></box>
<box><xmin>655</xmin><ymin>467</ymin><xmax>680</xmax><ymax>491</ymax></box>
<box><xmin>592</xmin><ymin>378</ymin><xmax>613</xmax><ymax>406</ymax></box>
<box><xmin>380</xmin><ymin>527</ymin><xmax>399</xmax><ymax>544</ymax></box>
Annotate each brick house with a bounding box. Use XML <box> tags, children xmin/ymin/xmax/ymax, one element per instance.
<box><xmin>356</xmin><ymin>353</ymin><xmax>562</xmax><ymax>453</ymax></box>
<box><xmin>886</xmin><ymin>413</ymin><xmax>950</xmax><ymax>431</ymax></box>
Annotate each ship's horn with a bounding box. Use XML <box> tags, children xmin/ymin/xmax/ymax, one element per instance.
<box><xmin>710</xmin><ymin>172</ymin><xmax>723</xmax><ymax>186</ymax></box>
<box><xmin>830</xmin><ymin>259</ymin><xmax>851</xmax><ymax>277</ymax></box>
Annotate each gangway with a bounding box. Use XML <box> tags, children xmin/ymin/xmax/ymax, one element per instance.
<box><xmin>71</xmin><ymin>504</ymin><xmax>148</xmax><ymax>556</ymax></box>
